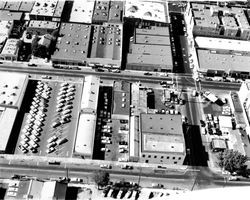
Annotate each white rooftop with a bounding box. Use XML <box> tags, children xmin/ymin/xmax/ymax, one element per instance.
<box><xmin>124</xmin><ymin>0</ymin><xmax>167</xmax><ymax>23</ymax></box>
<box><xmin>30</xmin><ymin>0</ymin><xmax>61</xmax><ymax>17</ymax></box>
<box><xmin>0</xmin><ymin>72</ymin><xmax>28</xmax><ymax>108</ymax></box>
<box><xmin>0</xmin><ymin>20</ymin><xmax>13</xmax><ymax>43</ymax></box>
<box><xmin>74</xmin><ymin>113</ymin><xmax>96</xmax><ymax>157</ymax></box>
<box><xmin>1</xmin><ymin>38</ymin><xmax>19</xmax><ymax>56</ymax></box>
<box><xmin>0</xmin><ymin>107</ymin><xmax>17</xmax><ymax>152</ymax></box>
<box><xmin>142</xmin><ymin>133</ymin><xmax>185</xmax><ymax>153</ymax></box>
<box><xmin>69</xmin><ymin>0</ymin><xmax>94</xmax><ymax>24</ymax></box>
<box><xmin>195</xmin><ymin>36</ymin><xmax>250</xmax><ymax>52</ymax></box>
<box><xmin>81</xmin><ymin>76</ymin><xmax>100</xmax><ymax>113</ymax></box>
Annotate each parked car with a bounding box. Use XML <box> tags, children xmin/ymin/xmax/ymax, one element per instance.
<box><xmin>100</xmin><ymin>164</ymin><xmax>112</xmax><ymax>169</ymax></box>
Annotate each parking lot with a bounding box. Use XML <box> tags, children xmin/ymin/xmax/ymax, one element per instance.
<box><xmin>15</xmin><ymin>79</ymin><xmax>83</xmax><ymax>157</ymax></box>
<box><xmin>93</xmin><ymin>86</ymin><xmax>113</xmax><ymax>160</ymax></box>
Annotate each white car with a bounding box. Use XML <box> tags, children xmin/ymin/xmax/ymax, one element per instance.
<box><xmin>100</xmin><ymin>147</ymin><xmax>110</xmax><ymax>152</ymax></box>
<box><xmin>46</xmin><ymin>147</ymin><xmax>56</xmax><ymax>154</ymax></box>
<box><xmin>101</xmin><ymin>140</ymin><xmax>111</xmax><ymax>144</ymax></box>
<box><xmin>100</xmin><ymin>164</ymin><xmax>111</xmax><ymax>169</ymax></box>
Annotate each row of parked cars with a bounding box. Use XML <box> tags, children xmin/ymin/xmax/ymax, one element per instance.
<box><xmin>18</xmin><ymin>81</ymin><xmax>51</xmax><ymax>154</ymax></box>
<box><xmin>102</xmin><ymin>181</ymin><xmax>140</xmax><ymax>199</ymax></box>
<box><xmin>51</xmin><ymin>82</ymin><xmax>75</xmax><ymax>129</ymax></box>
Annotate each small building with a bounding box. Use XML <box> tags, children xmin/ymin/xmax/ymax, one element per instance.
<box><xmin>27</xmin><ymin>20</ymin><xmax>59</xmax><ymax>36</ymax></box>
<box><xmin>80</xmin><ymin>75</ymin><xmax>100</xmax><ymax>114</ymax></box>
<box><xmin>139</xmin><ymin>113</ymin><xmax>186</xmax><ymax>165</ymax></box>
<box><xmin>112</xmin><ymin>81</ymin><xmax>130</xmax><ymax>118</ymax></box>
<box><xmin>5</xmin><ymin>180</ymin><xmax>67</xmax><ymax>200</ymax></box>
<box><xmin>30</xmin><ymin>0</ymin><xmax>66</xmax><ymax>21</ymax></box>
<box><xmin>211</xmin><ymin>138</ymin><xmax>227</xmax><ymax>152</ymax></box>
<box><xmin>0</xmin><ymin>10</ymin><xmax>23</xmax><ymax>21</ymax></box>
<box><xmin>219</xmin><ymin>115</ymin><xmax>232</xmax><ymax>129</ymax></box>
<box><xmin>74</xmin><ymin>113</ymin><xmax>96</xmax><ymax>159</ymax></box>
<box><xmin>41</xmin><ymin>181</ymin><xmax>67</xmax><ymax>200</ymax></box>
<box><xmin>0</xmin><ymin>72</ymin><xmax>28</xmax><ymax>109</ymax></box>
<box><xmin>92</xmin><ymin>1</ymin><xmax>110</xmax><ymax>24</ymax></box>
<box><xmin>108</xmin><ymin>1</ymin><xmax>124</xmax><ymax>23</ymax></box>
<box><xmin>124</xmin><ymin>0</ymin><xmax>169</xmax><ymax>23</ymax></box>
<box><xmin>0</xmin><ymin>38</ymin><xmax>19</xmax><ymax>61</ymax></box>
<box><xmin>69</xmin><ymin>0</ymin><xmax>94</xmax><ymax>24</ymax></box>
<box><xmin>0</xmin><ymin>20</ymin><xmax>13</xmax><ymax>43</ymax></box>
<box><xmin>5</xmin><ymin>180</ymin><xmax>43</xmax><ymax>199</ymax></box>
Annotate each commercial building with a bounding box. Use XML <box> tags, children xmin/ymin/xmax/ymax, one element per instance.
<box><xmin>0</xmin><ymin>38</ymin><xmax>19</xmax><ymax>61</ymax></box>
<box><xmin>127</xmin><ymin>25</ymin><xmax>173</xmax><ymax>72</ymax></box>
<box><xmin>124</xmin><ymin>0</ymin><xmax>169</xmax><ymax>23</ymax></box>
<box><xmin>197</xmin><ymin>49</ymin><xmax>250</xmax><ymax>78</ymax></box>
<box><xmin>30</xmin><ymin>0</ymin><xmax>66</xmax><ymax>21</ymax></box>
<box><xmin>27</xmin><ymin>20</ymin><xmax>59</xmax><ymax>35</ymax></box>
<box><xmin>112</xmin><ymin>81</ymin><xmax>130</xmax><ymax>118</ymax></box>
<box><xmin>0</xmin><ymin>0</ymin><xmax>35</xmax><ymax>12</ymax></box>
<box><xmin>88</xmin><ymin>23</ymin><xmax>123</xmax><ymax>68</ymax></box>
<box><xmin>51</xmin><ymin>23</ymin><xmax>91</xmax><ymax>66</ymax></box>
<box><xmin>92</xmin><ymin>1</ymin><xmax>110</xmax><ymax>24</ymax></box>
<box><xmin>69</xmin><ymin>0</ymin><xmax>94</xmax><ymax>24</ymax></box>
<box><xmin>139</xmin><ymin>113</ymin><xmax>186</xmax><ymax>165</ymax></box>
<box><xmin>74</xmin><ymin>113</ymin><xmax>97</xmax><ymax>159</ymax></box>
<box><xmin>0</xmin><ymin>107</ymin><xmax>18</xmax><ymax>153</ymax></box>
<box><xmin>0</xmin><ymin>10</ymin><xmax>23</xmax><ymax>21</ymax></box>
<box><xmin>4</xmin><ymin>180</ymin><xmax>67</xmax><ymax>200</ymax></box>
<box><xmin>109</xmin><ymin>1</ymin><xmax>124</xmax><ymax>23</ymax></box>
<box><xmin>238</xmin><ymin>82</ymin><xmax>250</xmax><ymax>130</ymax></box>
<box><xmin>0</xmin><ymin>72</ymin><xmax>28</xmax><ymax>109</ymax></box>
<box><xmin>0</xmin><ymin>20</ymin><xmax>13</xmax><ymax>43</ymax></box>
<box><xmin>187</xmin><ymin>3</ymin><xmax>250</xmax><ymax>40</ymax></box>
<box><xmin>195</xmin><ymin>37</ymin><xmax>250</xmax><ymax>56</ymax></box>
<box><xmin>81</xmin><ymin>75</ymin><xmax>100</xmax><ymax>114</ymax></box>
<box><xmin>211</xmin><ymin>138</ymin><xmax>227</xmax><ymax>152</ymax></box>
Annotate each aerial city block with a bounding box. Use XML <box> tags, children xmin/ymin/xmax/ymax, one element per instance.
<box><xmin>1</xmin><ymin>0</ymin><xmax>250</xmax><ymax>200</ymax></box>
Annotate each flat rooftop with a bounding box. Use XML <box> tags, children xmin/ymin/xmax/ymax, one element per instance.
<box><xmin>0</xmin><ymin>107</ymin><xmax>17</xmax><ymax>152</ymax></box>
<box><xmin>69</xmin><ymin>0</ymin><xmax>94</xmax><ymax>24</ymax></box>
<box><xmin>0</xmin><ymin>10</ymin><xmax>22</xmax><ymax>21</ymax></box>
<box><xmin>0</xmin><ymin>72</ymin><xmax>28</xmax><ymax>108</ymax></box>
<box><xmin>51</xmin><ymin>23</ymin><xmax>91</xmax><ymax>64</ymax></box>
<box><xmin>89</xmin><ymin>23</ymin><xmax>122</xmax><ymax>64</ymax></box>
<box><xmin>192</xmin><ymin>3</ymin><xmax>250</xmax><ymax>31</ymax></box>
<box><xmin>112</xmin><ymin>81</ymin><xmax>130</xmax><ymax>115</ymax></box>
<box><xmin>81</xmin><ymin>75</ymin><xmax>100</xmax><ymax>113</ymax></box>
<box><xmin>30</xmin><ymin>0</ymin><xmax>65</xmax><ymax>18</ymax></box>
<box><xmin>141</xmin><ymin>113</ymin><xmax>185</xmax><ymax>154</ymax></box>
<box><xmin>136</xmin><ymin>26</ymin><xmax>170</xmax><ymax>36</ymax></box>
<box><xmin>141</xmin><ymin>113</ymin><xmax>183</xmax><ymax>135</ymax></box>
<box><xmin>74</xmin><ymin>113</ymin><xmax>96</xmax><ymax>157</ymax></box>
<box><xmin>142</xmin><ymin>132</ymin><xmax>185</xmax><ymax>153</ymax></box>
<box><xmin>197</xmin><ymin>49</ymin><xmax>250</xmax><ymax>72</ymax></box>
<box><xmin>195</xmin><ymin>36</ymin><xmax>250</xmax><ymax>52</ymax></box>
<box><xmin>124</xmin><ymin>0</ymin><xmax>168</xmax><ymax>23</ymax></box>
<box><xmin>109</xmin><ymin>1</ymin><xmax>124</xmax><ymax>22</ymax></box>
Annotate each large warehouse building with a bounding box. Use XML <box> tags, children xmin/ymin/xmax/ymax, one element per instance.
<box><xmin>127</xmin><ymin>26</ymin><xmax>173</xmax><ymax>72</ymax></box>
<box><xmin>139</xmin><ymin>113</ymin><xmax>186</xmax><ymax>165</ymax></box>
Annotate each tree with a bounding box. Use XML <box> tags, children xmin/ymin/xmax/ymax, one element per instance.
<box><xmin>31</xmin><ymin>35</ymin><xmax>39</xmax><ymax>55</ymax></box>
<box><xmin>16</xmin><ymin>39</ymin><xmax>24</xmax><ymax>49</ymax></box>
<box><xmin>217</xmin><ymin>149</ymin><xmax>247</xmax><ymax>174</ymax></box>
<box><xmin>93</xmin><ymin>170</ymin><xmax>110</xmax><ymax>189</ymax></box>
